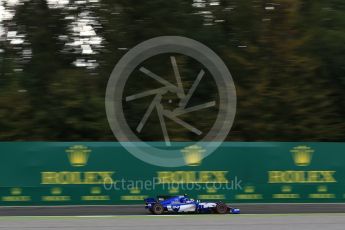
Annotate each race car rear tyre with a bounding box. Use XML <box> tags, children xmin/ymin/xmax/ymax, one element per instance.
<box><xmin>152</xmin><ymin>203</ymin><xmax>164</xmax><ymax>215</ymax></box>
<box><xmin>215</xmin><ymin>203</ymin><xmax>228</xmax><ymax>214</ymax></box>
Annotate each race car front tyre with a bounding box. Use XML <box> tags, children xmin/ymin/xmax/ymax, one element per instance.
<box><xmin>215</xmin><ymin>202</ymin><xmax>228</xmax><ymax>214</ymax></box>
<box><xmin>152</xmin><ymin>203</ymin><xmax>164</xmax><ymax>215</ymax></box>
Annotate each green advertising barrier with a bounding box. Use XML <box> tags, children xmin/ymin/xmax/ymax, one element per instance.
<box><xmin>0</xmin><ymin>142</ymin><xmax>344</xmax><ymax>205</ymax></box>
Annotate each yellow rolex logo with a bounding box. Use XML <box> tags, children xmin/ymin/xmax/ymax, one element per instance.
<box><xmin>11</xmin><ymin>188</ymin><xmax>22</xmax><ymax>195</ymax></box>
<box><xmin>317</xmin><ymin>185</ymin><xmax>327</xmax><ymax>193</ymax></box>
<box><xmin>66</xmin><ymin>145</ymin><xmax>91</xmax><ymax>167</ymax></box>
<box><xmin>51</xmin><ymin>187</ymin><xmax>62</xmax><ymax>195</ymax></box>
<box><xmin>290</xmin><ymin>146</ymin><xmax>314</xmax><ymax>166</ymax></box>
<box><xmin>91</xmin><ymin>187</ymin><xmax>101</xmax><ymax>195</ymax></box>
<box><xmin>244</xmin><ymin>186</ymin><xmax>255</xmax><ymax>193</ymax></box>
<box><xmin>181</xmin><ymin>145</ymin><xmax>205</xmax><ymax>166</ymax></box>
<box><xmin>281</xmin><ymin>186</ymin><xmax>292</xmax><ymax>193</ymax></box>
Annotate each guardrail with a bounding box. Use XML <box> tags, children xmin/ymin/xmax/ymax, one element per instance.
<box><xmin>0</xmin><ymin>142</ymin><xmax>344</xmax><ymax>205</ymax></box>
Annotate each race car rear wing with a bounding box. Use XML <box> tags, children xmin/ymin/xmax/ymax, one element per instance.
<box><xmin>144</xmin><ymin>197</ymin><xmax>156</xmax><ymax>204</ymax></box>
<box><xmin>157</xmin><ymin>195</ymin><xmax>174</xmax><ymax>201</ymax></box>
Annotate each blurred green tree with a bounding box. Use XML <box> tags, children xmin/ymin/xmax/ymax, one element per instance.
<box><xmin>0</xmin><ymin>0</ymin><xmax>343</xmax><ymax>141</ymax></box>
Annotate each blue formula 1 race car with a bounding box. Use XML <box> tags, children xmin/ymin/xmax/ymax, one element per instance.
<box><xmin>144</xmin><ymin>195</ymin><xmax>240</xmax><ymax>215</ymax></box>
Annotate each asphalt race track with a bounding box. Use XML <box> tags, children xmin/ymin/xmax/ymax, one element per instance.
<box><xmin>0</xmin><ymin>214</ymin><xmax>345</xmax><ymax>230</ymax></box>
<box><xmin>1</xmin><ymin>204</ymin><xmax>344</xmax><ymax>230</ymax></box>
<box><xmin>1</xmin><ymin>203</ymin><xmax>345</xmax><ymax>216</ymax></box>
